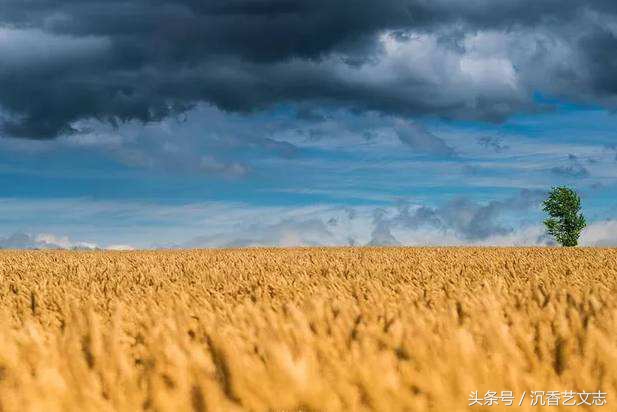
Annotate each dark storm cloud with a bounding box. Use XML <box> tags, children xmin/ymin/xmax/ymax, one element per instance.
<box><xmin>3</xmin><ymin>1</ymin><xmax>617</xmax><ymax>139</ymax></box>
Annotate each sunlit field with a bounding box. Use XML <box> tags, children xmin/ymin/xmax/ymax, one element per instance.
<box><xmin>0</xmin><ymin>248</ymin><xmax>615</xmax><ymax>411</ymax></box>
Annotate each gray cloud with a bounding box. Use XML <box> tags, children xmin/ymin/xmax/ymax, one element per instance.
<box><xmin>53</xmin><ymin>104</ymin><xmax>305</xmax><ymax>177</ymax></box>
<box><xmin>368</xmin><ymin>209</ymin><xmax>401</xmax><ymax>246</ymax></box>
<box><xmin>368</xmin><ymin>189</ymin><xmax>546</xmax><ymax>245</ymax></box>
<box><xmin>395</xmin><ymin>122</ymin><xmax>455</xmax><ymax>156</ymax></box>
<box><xmin>604</xmin><ymin>144</ymin><xmax>617</xmax><ymax>161</ymax></box>
<box><xmin>478</xmin><ymin>136</ymin><xmax>509</xmax><ymax>153</ymax></box>
<box><xmin>550</xmin><ymin>154</ymin><xmax>590</xmax><ymax>178</ymax></box>
<box><xmin>3</xmin><ymin>1</ymin><xmax>617</xmax><ymax>139</ymax></box>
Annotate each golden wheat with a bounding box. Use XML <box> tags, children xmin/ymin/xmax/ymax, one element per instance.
<box><xmin>0</xmin><ymin>248</ymin><xmax>615</xmax><ymax>411</ymax></box>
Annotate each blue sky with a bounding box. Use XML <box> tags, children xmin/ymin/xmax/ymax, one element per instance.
<box><xmin>1</xmin><ymin>101</ymin><xmax>616</xmax><ymax>249</ymax></box>
<box><xmin>2</xmin><ymin>1</ymin><xmax>617</xmax><ymax>248</ymax></box>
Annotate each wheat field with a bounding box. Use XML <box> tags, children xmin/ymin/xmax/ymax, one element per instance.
<box><xmin>0</xmin><ymin>248</ymin><xmax>615</xmax><ymax>411</ymax></box>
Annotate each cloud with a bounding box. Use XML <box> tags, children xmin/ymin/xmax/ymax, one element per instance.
<box><xmin>177</xmin><ymin>196</ymin><xmax>550</xmax><ymax>249</ymax></box>
<box><xmin>5</xmin><ymin>189</ymin><xmax>614</xmax><ymax>249</ymax></box>
<box><xmin>580</xmin><ymin>220</ymin><xmax>617</xmax><ymax>246</ymax></box>
<box><xmin>478</xmin><ymin>136</ymin><xmax>510</xmax><ymax>152</ymax></box>
<box><xmin>395</xmin><ymin>121</ymin><xmax>455</xmax><ymax>156</ymax></box>
<box><xmin>106</xmin><ymin>244</ymin><xmax>136</xmax><ymax>251</ymax></box>
<box><xmin>604</xmin><ymin>144</ymin><xmax>617</xmax><ymax>161</ymax></box>
<box><xmin>0</xmin><ymin>231</ymin><xmax>141</xmax><ymax>250</ymax></box>
<box><xmin>3</xmin><ymin>1</ymin><xmax>617</xmax><ymax>139</ymax></box>
<box><xmin>199</xmin><ymin>156</ymin><xmax>250</xmax><ymax>178</ymax></box>
<box><xmin>0</xmin><ymin>232</ymin><xmax>98</xmax><ymax>249</ymax></box>
<box><xmin>550</xmin><ymin>154</ymin><xmax>590</xmax><ymax>178</ymax></box>
<box><xmin>45</xmin><ymin>104</ymin><xmax>306</xmax><ymax>177</ymax></box>
<box><xmin>368</xmin><ymin>190</ymin><xmax>546</xmax><ymax>244</ymax></box>
<box><xmin>183</xmin><ymin>217</ymin><xmax>336</xmax><ymax>248</ymax></box>
<box><xmin>367</xmin><ymin>209</ymin><xmax>401</xmax><ymax>246</ymax></box>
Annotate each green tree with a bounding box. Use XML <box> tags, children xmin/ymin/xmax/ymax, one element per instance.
<box><xmin>542</xmin><ymin>187</ymin><xmax>586</xmax><ymax>247</ymax></box>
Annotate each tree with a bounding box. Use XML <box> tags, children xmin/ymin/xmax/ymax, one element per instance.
<box><xmin>542</xmin><ymin>187</ymin><xmax>586</xmax><ymax>247</ymax></box>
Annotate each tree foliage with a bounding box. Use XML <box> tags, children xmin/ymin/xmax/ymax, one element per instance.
<box><xmin>543</xmin><ymin>187</ymin><xmax>586</xmax><ymax>247</ymax></box>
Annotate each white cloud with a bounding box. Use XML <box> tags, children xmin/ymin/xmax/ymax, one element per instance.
<box><xmin>0</xmin><ymin>231</ymin><xmax>138</xmax><ymax>250</ymax></box>
<box><xmin>0</xmin><ymin>232</ymin><xmax>95</xmax><ymax>249</ymax></box>
<box><xmin>580</xmin><ymin>220</ymin><xmax>617</xmax><ymax>246</ymax></box>
<box><xmin>34</xmin><ymin>233</ymin><xmax>98</xmax><ymax>250</ymax></box>
<box><xmin>106</xmin><ymin>244</ymin><xmax>136</xmax><ymax>251</ymax></box>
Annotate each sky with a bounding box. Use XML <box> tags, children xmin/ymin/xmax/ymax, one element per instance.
<box><xmin>1</xmin><ymin>0</ymin><xmax>617</xmax><ymax>249</ymax></box>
